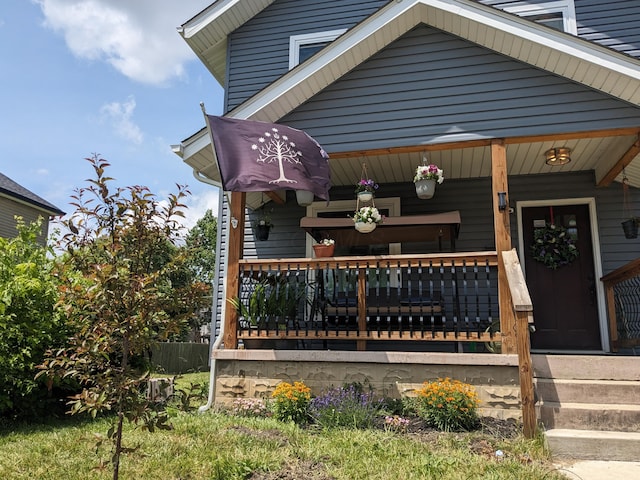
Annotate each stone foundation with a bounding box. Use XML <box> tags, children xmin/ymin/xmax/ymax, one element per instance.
<box><xmin>212</xmin><ymin>350</ymin><xmax>523</xmax><ymax>420</ymax></box>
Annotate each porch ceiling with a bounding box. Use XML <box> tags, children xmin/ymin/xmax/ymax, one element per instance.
<box><xmin>174</xmin><ymin>130</ymin><xmax>640</xmax><ymax>210</ymax></box>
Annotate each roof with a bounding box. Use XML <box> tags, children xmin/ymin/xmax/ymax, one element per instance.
<box><xmin>0</xmin><ymin>172</ymin><xmax>65</xmax><ymax>216</ymax></box>
<box><xmin>174</xmin><ymin>0</ymin><xmax>640</xmax><ymax>195</ymax></box>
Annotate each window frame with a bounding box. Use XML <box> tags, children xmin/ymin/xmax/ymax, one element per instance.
<box><xmin>505</xmin><ymin>1</ymin><xmax>577</xmax><ymax>35</ymax></box>
<box><xmin>288</xmin><ymin>29</ymin><xmax>347</xmax><ymax>70</ymax></box>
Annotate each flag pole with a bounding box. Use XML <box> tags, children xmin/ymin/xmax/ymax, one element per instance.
<box><xmin>199</xmin><ymin>102</ymin><xmax>224</xmax><ymax>187</ymax></box>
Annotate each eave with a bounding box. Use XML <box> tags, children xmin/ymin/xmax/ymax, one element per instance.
<box><xmin>177</xmin><ymin>0</ymin><xmax>276</xmax><ymax>84</ymax></box>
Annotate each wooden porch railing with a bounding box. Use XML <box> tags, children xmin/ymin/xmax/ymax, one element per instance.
<box><xmin>602</xmin><ymin>258</ymin><xmax>640</xmax><ymax>351</ymax></box>
<box><xmin>502</xmin><ymin>249</ymin><xmax>535</xmax><ymax>438</ymax></box>
<box><xmin>228</xmin><ymin>251</ymin><xmax>503</xmax><ymax>350</ymax></box>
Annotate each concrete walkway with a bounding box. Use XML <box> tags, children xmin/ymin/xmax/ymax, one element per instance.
<box><xmin>553</xmin><ymin>461</ymin><xmax>640</xmax><ymax>479</ymax></box>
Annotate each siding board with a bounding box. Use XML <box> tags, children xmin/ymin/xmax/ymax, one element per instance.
<box><xmin>278</xmin><ymin>26</ymin><xmax>640</xmax><ymax>152</ymax></box>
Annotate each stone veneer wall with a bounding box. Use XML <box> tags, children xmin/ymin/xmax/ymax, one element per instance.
<box><xmin>211</xmin><ymin>351</ymin><xmax>523</xmax><ymax>420</ymax></box>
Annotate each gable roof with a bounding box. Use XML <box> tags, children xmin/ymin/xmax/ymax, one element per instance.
<box><xmin>174</xmin><ymin>0</ymin><xmax>640</xmax><ymax>191</ymax></box>
<box><xmin>0</xmin><ymin>172</ymin><xmax>65</xmax><ymax>216</ymax></box>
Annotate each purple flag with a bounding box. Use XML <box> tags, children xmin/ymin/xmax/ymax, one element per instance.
<box><xmin>205</xmin><ymin>115</ymin><xmax>331</xmax><ymax>201</ymax></box>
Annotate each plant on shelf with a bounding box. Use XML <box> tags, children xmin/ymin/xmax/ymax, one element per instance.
<box><xmin>313</xmin><ymin>237</ymin><xmax>335</xmax><ymax>257</ymax></box>
<box><xmin>621</xmin><ymin>172</ymin><xmax>639</xmax><ymax>239</ymax></box>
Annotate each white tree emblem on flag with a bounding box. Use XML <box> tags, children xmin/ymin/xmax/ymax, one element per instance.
<box><xmin>251</xmin><ymin>127</ymin><xmax>303</xmax><ymax>184</ymax></box>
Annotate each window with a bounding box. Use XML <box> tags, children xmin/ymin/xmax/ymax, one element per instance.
<box><xmin>505</xmin><ymin>1</ymin><xmax>577</xmax><ymax>35</ymax></box>
<box><xmin>289</xmin><ymin>29</ymin><xmax>346</xmax><ymax>70</ymax></box>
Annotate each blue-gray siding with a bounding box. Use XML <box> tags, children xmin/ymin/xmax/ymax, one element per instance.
<box><xmin>225</xmin><ymin>0</ymin><xmax>388</xmax><ymax>111</ymax></box>
<box><xmin>225</xmin><ymin>0</ymin><xmax>640</xmax><ymax>113</ymax></box>
<box><xmin>279</xmin><ymin>25</ymin><xmax>640</xmax><ymax>152</ymax></box>
<box><xmin>574</xmin><ymin>0</ymin><xmax>640</xmax><ymax>58</ymax></box>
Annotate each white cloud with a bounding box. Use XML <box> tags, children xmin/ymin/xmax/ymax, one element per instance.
<box><xmin>100</xmin><ymin>96</ymin><xmax>144</xmax><ymax>144</ymax></box>
<box><xmin>35</xmin><ymin>0</ymin><xmax>211</xmax><ymax>86</ymax></box>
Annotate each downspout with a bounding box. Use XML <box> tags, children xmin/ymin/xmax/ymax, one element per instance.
<box><xmin>194</xmin><ymin>170</ymin><xmax>227</xmax><ymax>413</ymax></box>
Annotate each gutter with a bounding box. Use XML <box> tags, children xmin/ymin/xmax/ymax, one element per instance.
<box><xmin>196</xmin><ymin>172</ymin><xmax>227</xmax><ymax>413</ymax></box>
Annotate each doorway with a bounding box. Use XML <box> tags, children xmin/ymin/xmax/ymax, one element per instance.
<box><xmin>520</xmin><ymin>202</ymin><xmax>602</xmax><ymax>350</ymax></box>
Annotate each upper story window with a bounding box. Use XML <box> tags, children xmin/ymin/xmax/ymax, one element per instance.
<box><xmin>289</xmin><ymin>29</ymin><xmax>346</xmax><ymax>70</ymax></box>
<box><xmin>505</xmin><ymin>1</ymin><xmax>577</xmax><ymax>35</ymax></box>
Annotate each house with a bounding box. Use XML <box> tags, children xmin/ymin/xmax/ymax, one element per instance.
<box><xmin>0</xmin><ymin>172</ymin><xmax>64</xmax><ymax>245</ymax></box>
<box><xmin>173</xmin><ymin>0</ymin><xmax>640</xmax><ymax>446</ymax></box>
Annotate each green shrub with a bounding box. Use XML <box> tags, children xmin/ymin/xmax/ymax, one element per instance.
<box><xmin>413</xmin><ymin>378</ymin><xmax>480</xmax><ymax>431</ymax></box>
<box><xmin>270</xmin><ymin>381</ymin><xmax>311</xmax><ymax>424</ymax></box>
<box><xmin>0</xmin><ymin>217</ymin><xmax>69</xmax><ymax>417</ymax></box>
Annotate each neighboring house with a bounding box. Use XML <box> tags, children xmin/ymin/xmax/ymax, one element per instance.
<box><xmin>173</xmin><ymin>0</ymin><xmax>640</xmax><ymax>362</ymax></box>
<box><xmin>0</xmin><ymin>172</ymin><xmax>65</xmax><ymax>245</ymax></box>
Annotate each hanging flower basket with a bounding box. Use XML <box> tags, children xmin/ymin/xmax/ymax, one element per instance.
<box><xmin>296</xmin><ymin>189</ymin><xmax>314</xmax><ymax>207</ymax></box>
<box><xmin>531</xmin><ymin>223</ymin><xmax>578</xmax><ymax>269</ymax></box>
<box><xmin>255</xmin><ymin>224</ymin><xmax>271</xmax><ymax>241</ymax></box>
<box><xmin>355</xmin><ymin>222</ymin><xmax>377</xmax><ymax>233</ymax></box>
<box><xmin>413</xmin><ymin>163</ymin><xmax>444</xmax><ymax>200</ymax></box>
<box><xmin>414</xmin><ymin>178</ymin><xmax>436</xmax><ymax>199</ymax></box>
<box><xmin>358</xmin><ymin>191</ymin><xmax>374</xmax><ymax>202</ymax></box>
<box><xmin>622</xmin><ymin>218</ymin><xmax>639</xmax><ymax>239</ymax></box>
<box><xmin>313</xmin><ymin>239</ymin><xmax>335</xmax><ymax>257</ymax></box>
<box><xmin>353</xmin><ymin>206</ymin><xmax>382</xmax><ymax>234</ymax></box>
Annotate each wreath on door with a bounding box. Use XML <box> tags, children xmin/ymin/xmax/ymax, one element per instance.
<box><xmin>531</xmin><ymin>222</ymin><xmax>579</xmax><ymax>269</ymax></box>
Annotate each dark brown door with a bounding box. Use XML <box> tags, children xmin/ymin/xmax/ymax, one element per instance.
<box><xmin>522</xmin><ymin>204</ymin><xmax>601</xmax><ymax>350</ymax></box>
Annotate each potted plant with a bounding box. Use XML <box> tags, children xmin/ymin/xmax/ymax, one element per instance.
<box><xmin>622</xmin><ymin>217</ymin><xmax>639</xmax><ymax>239</ymax></box>
<box><xmin>313</xmin><ymin>238</ymin><xmax>335</xmax><ymax>257</ymax></box>
<box><xmin>413</xmin><ymin>163</ymin><xmax>444</xmax><ymax>199</ymax></box>
<box><xmin>252</xmin><ymin>209</ymin><xmax>273</xmax><ymax>241</ymax></box>
<box><xmin>355</xmin><ymin>178</ymin><xmax>378</xmax><ymax>202</ymax></box>
<box><xmin>353</xmin><ymin>206</ymin><xmax>383</xmax><ymax>233</ymax></box>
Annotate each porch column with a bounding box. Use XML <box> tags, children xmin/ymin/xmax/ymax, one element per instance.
<box><xmin>491</xmin><ymin>139</ymin><xmax>516</xmax><ymax>354</ymax></box>
<box><xmin>223</xmin><ymin>191</ymin><xmax>246</xmax><ymax>349</ymax></box>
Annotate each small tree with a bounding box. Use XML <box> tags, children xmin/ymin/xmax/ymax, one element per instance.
<box><xmin>185</xmin><ymin>209</ymin><xmax>217</xmax><ymax>286</ymax></box>
<box><xmin>0</xmin><ymin>217</ymin><xmax>67</xmax><ymax>417</ymax></box>
<box><xmin>39</xmin><ymin>155</ymin><xmax>207</xmax><ymax>479</ymax></box>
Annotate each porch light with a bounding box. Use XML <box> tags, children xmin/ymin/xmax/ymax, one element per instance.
<box><xmin>545</xmin><ymin>147</ymin><xmax>571</xmax><ymax>166</ymax></box>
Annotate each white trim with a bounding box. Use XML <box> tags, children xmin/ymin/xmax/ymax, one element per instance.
<box><xmin>516</xmin><ymin>197</ymin><xmax>609</xmax><ymax>352</ymax></box>
<box><xmin>505</xmin><ymin>1</ymin><xmax>577</xmax><ymax>35</ymax></box>
<box><xmin>289</xmin><ymin>29</ymin><xmax>347</xmax><ymax>70</ymax></box>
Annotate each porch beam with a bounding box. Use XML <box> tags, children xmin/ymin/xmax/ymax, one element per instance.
<box><xmin>265</xmin><ymin>190</ymin><xmax>286</xmax><ymax>205</ymax></box>
<box><xmin>491</xmin><ymin>139</ymin><xmax>517</xmax><ymax>355</ymax></box>
<box><xmin>223</xmin><ymin>191</ymin><xmax>246</xmax><ymax>349</ymax></box>
<box><xmin>597</xmin><ymin>135</ymin><xmax>640</xmax><ymax>187</ymax></box>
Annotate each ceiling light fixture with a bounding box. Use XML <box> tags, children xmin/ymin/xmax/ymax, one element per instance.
<box><xmin>545</xmin><ymin>147</ymin><xmax>572</xmax><ymax>166</ymax></box>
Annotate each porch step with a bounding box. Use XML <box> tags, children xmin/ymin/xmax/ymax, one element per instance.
<box><xmin>545</xmin><ymin>429</ymin><xmax>640</xmax><ymax>461</ymax></box>
<box><xmin>535</xmin><ymin>378</ymin><xmax>640</xmax><ymax>406</ymax></box>
<box><xmin>532</xmin><ymin>354</ymin><xmax>640</xmax><ymax>381</ymax></box>
<box><xmin>537</xmin><ymin>400</ymin><xmax>640</xmax><ymax>432</ymax></box>
<box><xmin>532</xmin><ymin>354</ymin><xmax>640</xmax><ymax>461</ymax></box>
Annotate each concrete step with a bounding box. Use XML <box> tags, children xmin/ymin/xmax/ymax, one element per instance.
<box><xmin>538</xmin><ymin>401</ymin><xmax>640</xmax><ymax>431</ymax></box>
<box><xmin>532</xmin><ymin>354</ymin><xmax>640</xmax><ymax>381</ymax></box>
<box><xmin>535</xmin><ymin>378</ymin><xmax>640</xmax><ymax>405</ymax></box>
<box><xmin>545</xmin><ymin>429</ymin><xmax>640</xmax><ymax>461</ymax></box>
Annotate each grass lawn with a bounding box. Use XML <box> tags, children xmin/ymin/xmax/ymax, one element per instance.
<box><xmin>0</xmin><ymin>373</ymin><xmax>567</xmax><ymax>480</ymax></box>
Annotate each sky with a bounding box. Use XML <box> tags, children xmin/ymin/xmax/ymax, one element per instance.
<box><xmin>0</xmin><ymin>0</ymin><xmax>224</xmax><ymax>231</ymax></box>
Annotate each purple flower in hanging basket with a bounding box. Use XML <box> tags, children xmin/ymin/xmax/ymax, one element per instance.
<box><xmin>355</xmin><ymin>178</ymin><xmax>379</xmax><ymax>194</ymax></box>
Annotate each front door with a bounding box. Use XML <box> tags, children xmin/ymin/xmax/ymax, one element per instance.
<box><xmin>522</xmin><ymin>204</ymin><xmax>601</xmax><ymax>350</ymax></box>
